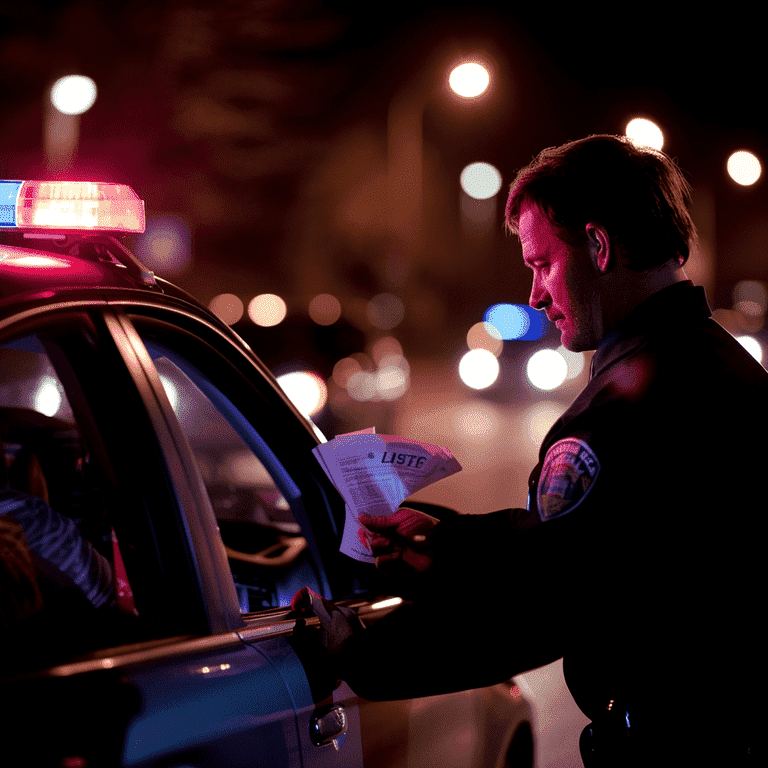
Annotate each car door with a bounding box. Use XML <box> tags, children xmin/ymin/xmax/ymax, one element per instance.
<box><xmin>106</xmin><ymin>303</ymin><xmax>528</xmax><ymax>768</ymax></box>
<box><xmin>110</xmin><ymin>302</ymin><xmax>383</xmax><ymax>768</ymax></box>
<box><xmin>116</xmin><ymin>301</ymin><xmax>389</xmax><ymax>765</ymax></box>
<box><xmin>1</xmin><ymin>298</ymin><xmax>533</xmax><ymax>768</ymax></box>
<box><xmin>0</xmin><ymin>304</ymin><xmax>355</xmax><ymax>768</ymax></box>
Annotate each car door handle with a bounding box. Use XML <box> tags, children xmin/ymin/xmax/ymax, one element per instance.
<box><xmin>310</xmin><ymin>704</ymin><xmax>348</xmax><ymax>750</ymax></box>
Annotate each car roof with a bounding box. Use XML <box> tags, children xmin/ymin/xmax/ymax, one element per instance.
<box><xmin>0</xmin><ymin>224</ymin><xmax>309</xmax><ymax>403</ymax></box>
<box><xmin>0</xmin><ymin>241</ymin><xmax>142</xmax><ymax>293</ymax></box>
<box><xmin>0</xmin><ymin>236</ymin><xmax>210</xmax><ymax>315</ymax></box>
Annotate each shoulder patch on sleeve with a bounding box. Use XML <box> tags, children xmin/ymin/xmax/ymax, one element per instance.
<box><xmin>537</xmin><ymin>438</ymin><xmax>600</xmax><ymax>521</ymax></box>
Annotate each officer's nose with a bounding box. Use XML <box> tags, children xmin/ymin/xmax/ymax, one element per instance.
<box><xmin>529</xmin><ymin>279</ymin><xmax>549</xmax><ymax>312</ymax></box>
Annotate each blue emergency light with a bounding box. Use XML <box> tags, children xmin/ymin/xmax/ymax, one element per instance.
<box><xmin>0</xmin><ymin>180</ymin><xmax>145</xmax><ymax>233</ymax></box>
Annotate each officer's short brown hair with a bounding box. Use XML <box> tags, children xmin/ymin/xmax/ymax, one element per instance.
<box><xmin>505</xmin><ymin>135</ymin><xmax>698</xmax><ymax>270</ymax></box>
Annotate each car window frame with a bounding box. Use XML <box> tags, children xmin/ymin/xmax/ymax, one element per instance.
<box><xmin>0</xmin><ymin>305</ymin><xmax>213</xmax><ymax>665</ymax></box>
<box><xmin>141</xmin><ymin>335</ymin><xmax>328</xmax><ymax>610</ymax></box>
<box><xmin>102</xmin><ymin>306</ymin><xmax>245</xmax><ymax>634</ymax></box>
<box><xmin>115</xmin><ymin>301</ymin><xmax>383</xmax><ymax>608</ymax></box>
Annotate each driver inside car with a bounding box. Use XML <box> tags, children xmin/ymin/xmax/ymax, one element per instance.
<box><xmin>0</xmin><ymin>489</ymin><xmax>114</xmax><ymax>612</ymax></box>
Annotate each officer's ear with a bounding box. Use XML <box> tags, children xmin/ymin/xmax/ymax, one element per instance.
<box><xmin>585</xmin><ymin>222</ymin><xmax>613</xmax><ymax>274</ymax></box>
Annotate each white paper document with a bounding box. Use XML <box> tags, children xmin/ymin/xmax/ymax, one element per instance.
<box><xmin>313</xmin><ymin>430</ymin><xmax>462</xmax><ymax>562</ymax></box>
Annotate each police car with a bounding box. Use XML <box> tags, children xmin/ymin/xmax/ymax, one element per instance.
<box><xmin>0</xmin><ymin>180</ymin><xmax>533</xmax><ymax>767</ymax></box>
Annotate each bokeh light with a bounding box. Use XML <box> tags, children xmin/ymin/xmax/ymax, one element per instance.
<box><xmin>449</xmin><ymin>62</ymin><xmax>490</xmax><ymax>97</ymax></box>
<box><xmin>367</xmin><ymin>293</ymin><xmax>404</xmax><ymax>329</ymax></box>
<box><xmin>460</xmin><ymin>162</ymin><xmax>503</xmax><ymax>200</ymax></box>
<box><xmin>458</xmin><ymin>348</ymin><xmax>500</xmax><ymax>389</ymax></box>
<box><xmin>486</xmin><ymin>304</ymin><xmax>528</xmax><ymax>339</ymax></box>
<box><xmin>249</xmin><ymin>294</ymin><xmax>287</xmax><ymax>327</ymax></box>
<box><xmin>484</xmin><ymin>304</ymin><xmax>547</xmax><ymax>341</ymax></box>
<box><xmin>332</xmin><ymin>356</ymin><xmax>363</xmax><ymax>388</ymax></box>
<box><xmin>370</xmin><ymin>336</ymin><xmax>404</xmax><ymax>364</ymax></box>
<box><xmin>33</xmin><ymin>375</ymin><xmax>62</xmax><ymax>417</ymax></box>
<box><xmin>467</xmin><ymin>322</ymin><xmax>503</xmax><ymax>356</ymax></box>
<box><xmin>727</xmin><ymin>151</ymin><xmax>762</xmax><ymax>186</ymax></box>
<box><xmin>525</xmin><ymin>401</ymin><xmax>566</xmax><ymax>446</ymax></box>
<box><xmin>733</xmin><ymin>280</ymin><xmax>767</xmax><ymax>318</ymax></box>
<box><xmin>376</xmin><ymin>362</ymin><xmax>409</xmax><ymax>401</ymax></box>
<box><xmin>557</xmin><ymin>345</ymin><xmax>586</xmax><ymax>380</ymax></box>
<box><xmin>526</xmin><ymin>349</ymin><xmax>568</xmax><ymax>391</ymax></box>
<box><xmin>625</xmin><ymin>118</ymin><xmax>664</xmax><ymax>150</ymax></box>
<box><xmin>308</xmin><ymin>293</ymin><xmax>341</xmax><ymax>325</ymax></box>
<box><xmin>209</xmin><ymin>293</ymin><xmax>244</xmax><ymax>325</ymax></box>
<box><xmin>736</xmin><ymin>335</ymin><xmax>763</xmax><ymax>363</ymax></box>
<box><xmin>347</xmin><ymin>370</ymin><xmax>378</xmax><ymax>401</ymax></box>
<box><xmin>276</xmin><ymin>370</ymin><xmax>327</xmax><ymax>417</ymax></box>
<box><xmin>332</xmin><ymin>345</ymin><xmax>409</xmax><ymax>403</ymax></box>
<box><xmin>135</xmin><ymin>216</ymin><xmax>191</xmax><ymax>275</ymax></box>
<box><xmin>50</xmin><ymin>75</ymin><xmax>97</xmax><ymax>115</ymax></box>
<box><xmin>452</xmin><ymin>402</ymin><xmax>501</xmax><ymax>442</ymax></box>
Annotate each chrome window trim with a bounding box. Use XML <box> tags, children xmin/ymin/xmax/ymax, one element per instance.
<box><xmin>11</xmin><ymin>598</ymin><xmax>403</xmax><ymax>682</ymax></box>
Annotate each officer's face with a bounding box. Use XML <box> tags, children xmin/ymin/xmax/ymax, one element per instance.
<box><xmin>519</xmin><ymin>201</ymin><xmax>603</xmax><ymax>352</ymax></box>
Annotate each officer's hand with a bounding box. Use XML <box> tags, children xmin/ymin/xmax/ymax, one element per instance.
<box><xmin>359</xmin><ymin>507</ymin><xmax>440</xmax><ymax>576</ymax></box>
<box><xmin>290</xmin><ymin>587</ymin><xmax>363</xmax><ymax>655</ymax></box>
<box><xmin>289</xmin><ymin>587</ymin><xmax>364</xmax><ymax>701</ymax></box>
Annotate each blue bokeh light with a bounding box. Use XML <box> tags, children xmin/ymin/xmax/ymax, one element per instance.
<box><xmin>484</xmin><ymin>304</ymin><xmax>548</xmax><ymax>341</ymax></box>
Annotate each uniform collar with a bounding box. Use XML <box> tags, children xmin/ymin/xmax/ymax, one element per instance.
<box><xmin>589</xmin><ymin>281</ymin><xmax>711</xmax><ymax>380</ymax></box>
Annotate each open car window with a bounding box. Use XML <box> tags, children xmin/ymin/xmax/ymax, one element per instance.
<box><xmin>0</xmin><ymin>329</ymin><xmax>151</xmax><ymax>671</ymax></box>
<box><xmin>140</xmin><ymin>337</ymin><xmax>325</xmax><ymax>612</ymax></box>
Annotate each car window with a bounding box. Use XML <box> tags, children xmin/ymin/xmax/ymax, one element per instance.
<box><xmin>0</xmin><ymin>331</ymin><xmax>141</xmax><ymax>670</ymax></box>
<box><xmin>140</xmin><ymin>336</ymin><xmax>325</xmax><ymax>613</ymax></box>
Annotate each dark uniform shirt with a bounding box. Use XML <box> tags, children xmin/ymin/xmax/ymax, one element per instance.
<box><xmin>339</xmin><ymin>281</ymin><xmax>764</xmax><ymax>761</ymax></box>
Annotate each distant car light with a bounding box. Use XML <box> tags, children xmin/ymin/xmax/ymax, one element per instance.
<box><xmin>526</xmin><ymin>348</ymin><xmax>568</xmax><ymax>391</ymax></box>
<box><xmin>459</xmin><ymin>348</ymin><xmax>500</xmax><ymax>389</ymax></box>
<box><xmin>0</xmin><ymin>179</ymin><xmax>145</xmax><ymax>233</ymax></box>
<box><xmin>484</xmin><ymin>303</ymin><xmax>548</xmax><ymax>341</ymax></box>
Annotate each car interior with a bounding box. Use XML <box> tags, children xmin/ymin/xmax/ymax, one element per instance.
<box><xmin>144</xmin><ymin>343</ymin><xmax>324</xmax><ymax>612</ymax></box>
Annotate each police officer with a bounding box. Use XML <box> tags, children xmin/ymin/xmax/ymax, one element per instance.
<box><xmin>294</xmin><ymin>136</ymin><xmax>762</xmax><ymax>766</ymax></box>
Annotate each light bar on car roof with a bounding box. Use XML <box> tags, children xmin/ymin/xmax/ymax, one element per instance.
<box><xmin>0</xmin><ymin>180</ymin><xmax>145</xmax><ymax>233</ymax></box>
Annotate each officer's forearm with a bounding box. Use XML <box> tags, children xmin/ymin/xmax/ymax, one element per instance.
<box><xmin>338</xmin><ymin>593</ymin><xmax>562</xmax><ymax>701</ymax></box>
<box><xmin>339</xmin><ymin>508</ymin><xmax>569</xmax><ymax>701</ymax></box>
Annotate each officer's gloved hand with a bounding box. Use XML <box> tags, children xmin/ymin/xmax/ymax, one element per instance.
<box><xmin>288</xmin><ymin>587</ymin><xmax>364</xmax><ymax>701</ymax></box>
<box><xmin>290</xmin><ymin>587</ymin><xmax>363</xmax><ymax>654</ymax></box>
<box><xmin>359</xmin><ymin>507</ymin><xmax>440</xmax><ymax>577</ymax></box>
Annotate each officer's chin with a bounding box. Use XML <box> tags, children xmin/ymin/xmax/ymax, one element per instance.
<box><xmin>561</xmin><ymin>329</ymin><xmax>592</xmax><ymax>353</ymax></box>
<box><xmin>560</xmin><ymin>338</ymin><xmax>575</xmax><ymax>352</ymax></box>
